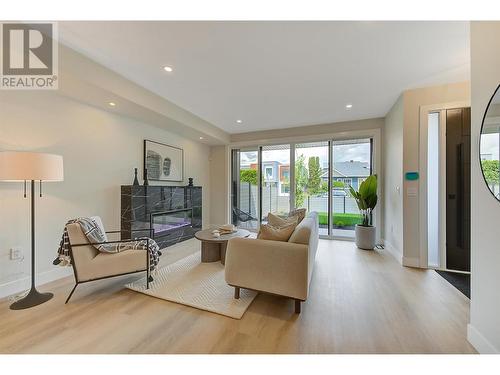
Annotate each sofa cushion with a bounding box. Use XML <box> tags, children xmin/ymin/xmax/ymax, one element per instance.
<box><xmin>257</xmin><ymin>223</ymin><xmax>296</xmax><ymax>242</ymax></box>
<box><xmin>267</xmin><ymin>212</ymin><xmax>298</xmax><ymax>228</ymax></box>
<box><xmin>78</xmin><ymin>250</ymin><xmax>147</xmax><ymax>281</ymax></box>
<box><xmin>288</xmin><ymin>221</ymin><xmax>311</xmax><ymax>245</ymax></box>
<box><xmin>288</xmin><ymin>212</ymin><xmax>317</xmax><ymax>245</ymax></box>
<box><xmin>288</xmin><ymin>208</ymin><xmax>307</xmax><ymax>223</ymax></box>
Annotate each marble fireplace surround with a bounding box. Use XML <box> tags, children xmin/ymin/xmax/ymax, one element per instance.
<box><xmin>121</xmin><ymin>185</ymin><xmax>202</xmax><ymax>249</ymax></box>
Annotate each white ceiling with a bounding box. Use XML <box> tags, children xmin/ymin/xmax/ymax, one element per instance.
<box><xmin>59</xmin><ymin>21</ymin><xmax>470</xmax><ymax>134</ymax></box>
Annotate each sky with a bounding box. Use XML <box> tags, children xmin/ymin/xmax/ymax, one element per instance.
<box><xmin>481</xmin><ymin>99</ymin><xmax>500</xmax><ymax>160</ymax></box>
<box><xmin>480</xmin><ymin>133</ymin><xmax>500</xmax><ymax>160</ymax></box>
<box><xmin>240</xmin><ymin>142</ymin><xmax>371</xmax><ymax>167</ymax></box>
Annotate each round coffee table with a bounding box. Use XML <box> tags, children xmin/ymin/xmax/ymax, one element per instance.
<box><xmin>195</xmin><ymin>228</ymin><xmax>250</xmax><ymax>265</ymax></box>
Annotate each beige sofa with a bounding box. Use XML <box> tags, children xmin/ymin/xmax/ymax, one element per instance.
<box><xmin>225</xmin><ymin>212</ymin><xmax>319</xmax><ymax>313</ymax></box>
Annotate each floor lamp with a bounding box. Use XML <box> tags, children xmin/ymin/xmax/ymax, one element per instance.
<box><xmin>0</xmin><ymin>151</ymin><xmax>64</xmax><ymax>310</ymax></box>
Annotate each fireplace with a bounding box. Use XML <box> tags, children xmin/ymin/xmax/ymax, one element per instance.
<box><xmin>151</xmin><ymin>209</ymin><xmax>192</xmax><ymax>237</ymax></box>
<box><xmin>121</xmin><ymin>185</ymin><xmax>202</xmax><ymax>249</ymax></box>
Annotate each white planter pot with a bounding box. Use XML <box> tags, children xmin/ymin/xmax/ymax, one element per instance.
<box><xmin>355</xmin><ymin>224</ymin><xmax>376</xmax><ymax>250</ymax></box>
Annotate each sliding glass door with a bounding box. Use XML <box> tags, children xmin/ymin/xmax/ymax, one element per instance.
<box><xmin>231</xmin><ymin>148</ymin><xmax>259</xmax><ymax>230</ymax></box>
<box><xmin>332</xmin><ymin>138</ymin><xmax>373</xmax><ymax>238</ymax></box>
<box><xmin>261</xmin><ymin>144</ymin><xmax>291</xmax><ymax>223</ymax></box>
<box><xmin>231</xmin><ymin>137</ymin><xmax>374</xmax><ymax>239</ymax></box>
<box><xmin>295</xmin><ymin>142</ymin><xmax>329</xmax><ymax>236</ymax></box>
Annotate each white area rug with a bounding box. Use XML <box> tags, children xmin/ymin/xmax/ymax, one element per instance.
<box><xmin>126</xmin><ymin>252</ymin><xmax>257</xmax><ymax>319</ymax></box>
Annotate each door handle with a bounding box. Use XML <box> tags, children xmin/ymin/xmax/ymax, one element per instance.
<box><xmin>457</xmin><ymin>143</ymin><xmax>464</xmax><ymax>248</ymax></box>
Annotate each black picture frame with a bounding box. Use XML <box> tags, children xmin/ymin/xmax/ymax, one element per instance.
<box><xmin>143</xmin><ymin>139</ymin><xmax>184</xmax><ymax>182</ymax></box>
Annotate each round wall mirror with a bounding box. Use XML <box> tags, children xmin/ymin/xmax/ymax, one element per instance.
<box><xmin>480</xmin><ymin>84</ymin><xmax>500</xmax><ymax>201</ymax></box>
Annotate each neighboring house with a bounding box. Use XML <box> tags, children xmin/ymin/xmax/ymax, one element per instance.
<box><xmin>246</xmin><ymin>161</ymin><xmax>289</xmax><ymax>196</ymax></box>
<box><xmin>320</xmin><ymin>160</ymin><xmax>371</xmax><ymax>190</ymax></box>
<box><xmin>243</xmin><ymin>159</ymin><xmax>370</xmax><ymax>194</ymax></box>
<box><xmin>261</xmin><ymin>161</ymin><xmax>289</xmax><ymax>196</ymax></box>
<box><xmin>247</xmin><ymin>161</ymin><xmax>280</xmax><ymax>181</ymax></box>
<box><xmin>279</xmin><ymin>165</ymin><xmax>290</xmax><ymax>195</ymax></box>
<box><xmin>263</xmin><ymin>161</ymin><xmax>280</xmax><ymax>183</ymax></box>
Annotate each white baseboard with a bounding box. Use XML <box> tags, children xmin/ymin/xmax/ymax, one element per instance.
<box><xmin>402</xmin><ymin>256</ymin><xmax>420</xmax><ymax>268</ymax></box>
<box><xmin>0</xmin><ymin>267</ymin><xmax>73</xmax><ymax>300</ymax></box>
<box><xmin>467</xmin><ymin>324</ymin><xmax>499</xmax><ymax>354</ymax></box>
<box><xmin>381</xmin><ymin>239</ymin><xmax>420</xmax><ymax>268</ymax></box>
<box><xmin>382</xmin><ymin>240</ymin><xmax>403</xmax><ymax>265</ymax></box>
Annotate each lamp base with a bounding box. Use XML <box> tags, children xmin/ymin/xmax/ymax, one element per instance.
<box><xmin>9</xmin><ymin>288</ymin><xmax>53</xmax><ymax>310</ymax></box>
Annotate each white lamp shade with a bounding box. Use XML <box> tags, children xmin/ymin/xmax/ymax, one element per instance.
<box><xmin>0</xmin><ymin>151</ymin><xmax>64</xmax><ymax>182</ymax></box>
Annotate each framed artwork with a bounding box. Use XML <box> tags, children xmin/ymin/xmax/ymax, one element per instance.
<box><xmin>144</xmin><ymin>140</ymin><xmax>184</xmax><ymax>182</ymax></box>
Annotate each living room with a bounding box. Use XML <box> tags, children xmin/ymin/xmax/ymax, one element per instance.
<box><xmin>1</xmin><ymin>1</ymin><xmax>500</xmax><ymax>373</ymax></box>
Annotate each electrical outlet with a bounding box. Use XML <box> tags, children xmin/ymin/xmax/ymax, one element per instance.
<box><xmin>10</xmin><ymin>247</ymin><xmax>23</xmax><ymax>261</ymax></box>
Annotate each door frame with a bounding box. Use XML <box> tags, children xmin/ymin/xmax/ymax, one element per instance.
<box><xmin>418</xmin><ymin>101</ymin><xmax>470</xmax><ymax>270</ymax></box>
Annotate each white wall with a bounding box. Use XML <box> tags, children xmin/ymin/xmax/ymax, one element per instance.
<box><xmin>0</xmin><ymin>90</ymin><xmax>211</xmax><ymax>298</ymax></box>
<box><xmin>209</xmin><ymin>145</ymin><xmax>228</xmax><ymax>225</ymax></box>
<box><xmin>402</xmin><ymin>82</ymin><xmax>470</xmax><ymax>266</ymax></box>
<box><xmin>383</xmin><ymin>95</ymin><xmax>404</xmax><ymax>260</ymax></box>
<box><xmin>468</xmin><ymin>21</ymin><xmax>500</xmax><ymax>354</ymax></box>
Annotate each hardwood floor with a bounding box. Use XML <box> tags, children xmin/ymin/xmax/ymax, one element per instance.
<box><xmin>0</xmin><ymin>239</ymin><xmax>476</xmax><ymax>354</ymax></box>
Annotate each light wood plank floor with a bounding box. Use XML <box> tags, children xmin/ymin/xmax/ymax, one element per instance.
<box><xmin>0</xmin><ymin>239</ymin><xmax>476</xmax><ymax>354</ymax></box>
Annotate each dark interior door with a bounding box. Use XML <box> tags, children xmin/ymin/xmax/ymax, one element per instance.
<box><xmin>446</xmin><ymin>107</ymin><xmax>471</xmax><ymax>271</ymax></box>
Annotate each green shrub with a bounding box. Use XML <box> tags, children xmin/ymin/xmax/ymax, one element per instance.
<box><xmin>240</xmin><ymin>169</ymin><xmax>257</xmax><ymax>185</ymax></box>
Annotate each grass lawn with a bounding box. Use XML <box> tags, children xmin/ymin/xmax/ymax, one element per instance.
<box><xmin>317</xmin><ymin>212</ymin><xmax>362</xmax><ymax>227</ymax></box>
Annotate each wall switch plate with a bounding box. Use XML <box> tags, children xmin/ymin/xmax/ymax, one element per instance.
<box><xmin>10</xmin><ymin>247</ymin><xmax>23</xmax><ymax>260</ymax></box>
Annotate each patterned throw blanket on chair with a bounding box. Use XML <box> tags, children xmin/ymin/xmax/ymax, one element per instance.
<box><xmin>54</xmin><ymin>217</ymin><xmax>160</xmax><ymax>273</ymax></box>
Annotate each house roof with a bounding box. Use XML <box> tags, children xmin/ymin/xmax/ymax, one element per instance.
<box><xmin>321</xmin><ymin>161</ymin><xmax>371</xmax><ymax>178</ymax></box>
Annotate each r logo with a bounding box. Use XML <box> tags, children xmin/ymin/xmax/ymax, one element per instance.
<box><xmin>2</xmin><ymin>23</ymin><xmax>53</xmax><ymax>75</ymax></box>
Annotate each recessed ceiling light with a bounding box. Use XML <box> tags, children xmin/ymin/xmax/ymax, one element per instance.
<box><xmin>236</xmin><ymin>119</ymin><xmax>243</xmax><ymax>124</ymax></box>
<box><xmin>108</xmin><ymin>102</ymin><xmax>116</xmax><ymax>107</ymax></box>
<box><xmin>163</xmin><ymin>66</ymin><xmax>173</xmax><ymax>72</ymax></box>
<box><xmin>345</xmin><ymin>104</ymin><xmax>353</xmax><ymax>110</ymax></box>
<box><xmin>199</xmin><ymin>136</ymin><xmax>204</xmax><ymax>140</ymax></box>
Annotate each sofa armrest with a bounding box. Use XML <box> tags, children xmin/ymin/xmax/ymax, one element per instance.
<box><xmin>224</xmin><ymin>237</ymin><xmax>309</xmax><ymax>300</ymax></box>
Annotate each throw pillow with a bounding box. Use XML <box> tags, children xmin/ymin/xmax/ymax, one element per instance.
<box><xmin>288</xmin><ymin>208</ymin><xmax>307</xmax><ymax>223</ymax></box>
<box><xmin>257</xmin><ymin>223</ymin><xmax>297</xmax><ymax>242</ymax></box>
<box><xmin>267</xmin><ymin>212</ymin><xmax>298</xmax><ymax>228</ymax></box>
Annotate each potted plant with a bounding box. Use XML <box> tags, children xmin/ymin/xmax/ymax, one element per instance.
<box><xmin>348</xmin><ymin>175</ymin><xmax>378</xmax><ymax>250</ymax></box>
